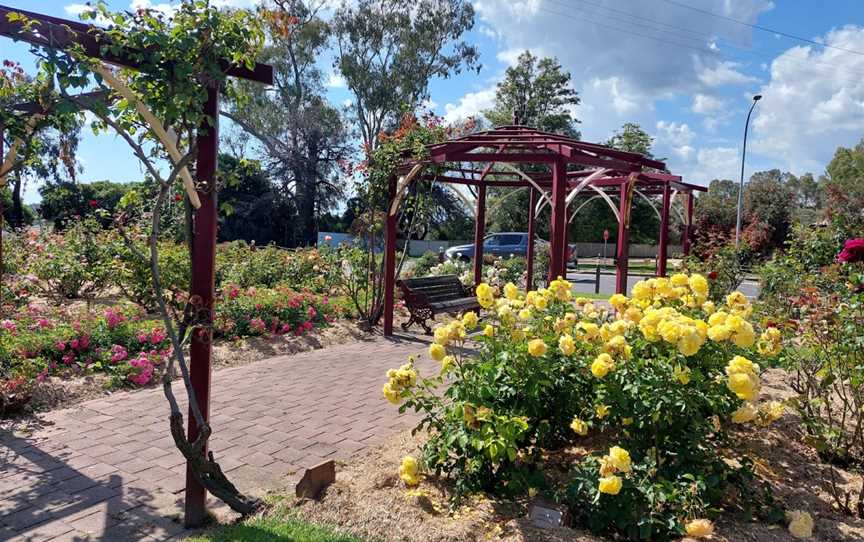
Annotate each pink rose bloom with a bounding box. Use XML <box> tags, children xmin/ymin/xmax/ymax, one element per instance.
<box><xmin>36</xmin><ymin>369</ymin><xmax>49</xmax><ymax>383</ymax></box>
<box><xmin>249</xmin><ymin>317</ymin><xmax>267</xmax><ymax>334</ymax></box>
<box><xmin>324</xmin><ymin>235</ymin><xmax>333</xmax><ymax>242</ymax></box>
<box><xmin>78</xmin><ymin>336</ymin><xmax>90</xmax><ymax>350</ymax></box>
<box><xmin>150</xmin><ymin>328</ymin><xmax>166</xmax><ymax>344</ymax></box>
<box><xmin>62</xmin><ymin>353</ymin><xmax>75</xmax><ymax>365</ymax></box>
<box><xmin>303</xmin><ymin>321</ymin><xmax>314</xmax><ymax>331</ymax></box>
<box><xmin>105</xmin><ymin>308</ymin><xmax>125</xmax><ymax>329</ymax></box>
<box><xmin>322</xmin><ymin>297</ymin><xmax>329</xmax><ymax>305</ymax></box>
<box><xmin>137</xmin><ymin>332</ymin><xmax>149</xmax><ymax>343</ymax></box>
<box><xmin>227</xmin><ymin>285</ymin><xmax>239</xmax><ymax>300</ymax></box>
<box><xmin>55</xmin><ymin>341</ymin><xmax>66</xmax><ymax>352</ymax></box>
<box><xmin>280</xmin><ymin>323</ymin><xmax>292</xmax><ymax>334</ymax></box>
<box><xmin>36</xmin><ymin>318</ymin><xmax>51</xmax><ymax>329</ymax></box>
<box><xmin>307</xmin><ymin>306</ymin><xmax>317</xmax><ymax>319</ymax></box>
<box><xmin>110</xmin><ymin>345</ymin><xmax>128</xmax><ymax>363</ymax></box>
<box><xmin>70</xmin><ymin>339</ymin><xmax>80</xmax><ymax>350</ymax></box>
<box><xmin>837</xmin><ymin>238</ymin><xmax>864</xmax><ymax>264</ymax></box>
<box><xmin>1</xmin><ymin>320</ymin><xmax>16</xmax><ymax>333</ymax></box>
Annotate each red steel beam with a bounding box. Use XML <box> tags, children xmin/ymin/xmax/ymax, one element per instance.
<box><xmin>549</xmin><ymin>160</ymin><xmax>567</xmax><ymax>281</ymax></box>
<box><xmin>526</xmin><ymin>188</ymin><xmax>536</xmax><ymax>289</ymax></box>
<box><xmin>657</xmin><ymin>181</ymin><xmax>671</xmax><ymax>277</ymax></box>
<box><xmin>383</xmin><ymin>175</ymin><xmax>397</xmax><ymax>336</ymax></box>
<box><xmin>473</xmin><ymin>184</ymin><xmax>486</xmax><ymax>286</ymax></box>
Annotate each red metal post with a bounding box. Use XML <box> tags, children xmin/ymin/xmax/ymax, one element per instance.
<box><xmin>0</xmin><ymin>120</ymin><xmax>4</xmax><ymax>309</ymax></box>
<box><xmin>549</xmin><ymin>160</ymin><xmax>567</xmax><ymax>281</ymax></box>
<box><xmin>473</xmin><ymin>184</ymin><xmax>486</xmax><ymax>286</ymax></box>
<box><xmin>526</xmin><ymin>188</ymin><xmax>536</xmax><ymax>290</ymax></box>
<box><xmin>185</xmin><ymin>86</ymin><xmax>218</xmax><ymax>528</ymax></box>
<box><xmin>657</xmin><ymin>182</ymin><xmax>671</xmax><ymax>277</ymax></box>
<box><xmin>383</xmin><ymin>175</ymin><xmax>397</xmax><ymax>337</ymax></box>
<box><xmin>615</xmin><ymin>181</ymin><xmax>632</xmax><ymax>295</ymax></box>
<box><xmin>682</xmin><ymin>192</ymin><xmax>694</xmax><ymax>256</ymax></box>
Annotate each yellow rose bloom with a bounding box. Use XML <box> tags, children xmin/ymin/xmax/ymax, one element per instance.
<box><xmin>609</xmin><ymin>293</ymin><xmax>628</xmax><ymax>310</ymax></box>
<box><xmin>433</xmin><ymin>325</ymin><xmax>451</xmax><ymax>346</ymax></box>
<box><xmin>461</xmin><ymin>311</ymin><xmax>479</xmax><ymax>329</ymax></box>
<box><xmin>575</xmin><ymin>321</ymin><xmax>600</xmax><ymax>341</ymax></box>
<box><xmin>673</xmin><ymin>365</ymin><xmax>691</xmax><ymax>384</ymax></box>
<box><xmin>476</xmin><ymin>283</ymin><xmax>494</xmax><ymax>309</ymax></box>
<box><xmin>399</xmin><ymin>455</ymin><xmax>420</xmax><ymax>487</ymax></box>
<box><xmin>678</xmin><ymin>329</ymin><xmax>703</xmax><ymax>357</ymax></box>
<box><xmin>533</xmin><ymin>295</ymin><xmax>548</xmax><ymax>311</ymax></box>
<box><xmin>623</xmin><ymin>307</ymin><xmax>643</xmax><ymax>323</ymax></box>
<box><xmin>631</xmin><ymin>279</ymin><xmax>654</xmax><ymax>301</ymax></box>
<box><xmin>608</xmin><ymin>446</ymin><xmax>631</xmax><ymax>473</ymax></box>
<box><xmin>759</xmin><ymin>400</ymin><xmax>785</xmax><ymax>425</ymax></box>
<box><xmin>728</xmin><ymin>372</ymin><xmax>760</xmax><ymax>401</ymax></box>
<box><xmin>527</xmin><ymin>338</ymin><xmax>548</xmax><ymax>357</ymax></box>
<box><xmin>570</xmin><ymin>417</ymin><xmax>588</xmax><ymax>436</ymax></box>
<box><xmin>670</xmin><ymin>273</ymin><xmax>689</xmax><ymax>287</ymax></box>
<box><xmin>503</xmin><ymin>282</ymin><xmax>520</xmax><ymax>300</ymax></box>
<box><xmin>787</xmin><ymin>510</ymin><xmax>813</xmax><ymax>539</ymax></box>
<box><xmin>558</xmin><ymin>334</ymin><xmax>576</xmax><ymax>356</ymax></box>
<box><xmin>518</xmin><ymin>308</ymin><xmax>533</xmax><ymax>321</ymax></box>
<box><xmin>598</xmin><ymin>475</ymin><xmax>622</xmax><ymax>495</ymax></box>
<box><xmin>702</xmin><ymin>300</ymin><xmax>716</xmax><ymax>314</ymax></box>
<box><xmin>685</xmin><ymin>518</ymin><xmax>714</xmax><ymax>538</ymax></box>
<box><xmin>428</xmin><ymin>343</ymin><xmax>446</xmax><ymax>362</ymax></box>
<box><xmin>440</xmin><ymin>355</ymin><xmax>456</xmax><ymax>374</ymax></box>
<box><xmin>708</xmin><ymin>324</ymin><xmax>733</xmax><ymax>341</ymax></box>
<box><xmin>731</xmin><ymin>403</ymin><xmax>758</xmax><ymax>423</ymax></box>
<box><xmin>382</xmin><ymin>382</ymin><xmax>400</xmax><ymax>404</ymax></box>
<box><xmin>708</xmin><ymin>311</ymin><xmax>728</xmax><ymax>326</ymax></box>
<box><xmin>483</xmin><ymin>324</ymin><xmax>495</xmax><ymax>338</ymax></box>
<box><xmin>595</xmin><ymin>404</ymin><xmax>610</xmax><ymax>419</ymax></box>
<box><xmin>591</xmin><ymin>353</ymin><xmax>615</xmax><ymax>378</ymax></box>
<box><xmin>511</xmin><ymin>328</ymin><xmax>526</xmax><ymax>342</ymax></box>
<box><xmin>689</xmin><ymin>274</ymin><xmax>709</xmax><ymax>296</ymax></box>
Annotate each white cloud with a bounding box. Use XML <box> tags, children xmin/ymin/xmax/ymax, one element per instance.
<box><xmin>129</xmin><ymin>0</ymin><xmax>177</xmax><ymax>17</ymax></box>
<box><xmin>688</xmin><ymin>146</ymin><xmax>740</xmax><ymax>184</ymax></box>
<box><xmin>696</xmin><ymin>60</ymin><xmax>760</xmax><ymax>87</ymax></box>
<box><xmin>692</xmin><ymin>93</ymin><xmax>724</xmax><ymax>114</ymax></box>
<box><xmin>326</xmin><ymin>71</ymin><xmax>346</xmax><ymax>89</ymax></box>
<box><xmin>443</xmin><ymin>88</ymin><xmax>497</xmax><ymax>124</ymax></box>
<box><xmin>656</xmin><ymin>121</ymin><xmax>696</xmax><ymax>160</ymax></box>
<box><xmin>588</xmin><ymin>77</ymin><xmax>640</xmax><ymax>116</ymax></box>
<box><xmin>751</xmin><ymin>25</ymin><xmax>864</xmax><ymax>173</ymax></box>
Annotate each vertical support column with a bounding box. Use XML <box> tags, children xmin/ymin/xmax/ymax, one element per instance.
<box><xmin>657</xmin><ymin>182</ymin><xmax>671</xmax><ymax>277</ymax></box>
<box><xmin>473</xmin><ymin>184</ymin><xmax>486</xmax><ymax>286</ymax></box>
<box><xmin>383</xmin><ymin>175</ymin><xmax>397</xmax><ymax>337</ymax></box>
<box><xmin>526</xmin><ymin>188</ymin><xmax>536</xmax><ymax>290</ymax></box>
<box><xmin>0</xmin><ymin>120</ymin><xmax>4</xmax><ymax>309</ymax></box>
<box><xmin>185</xmin><ymin>86</ymin><xmax>218</xmax><ymax>528</ymax></box>
<box><xmin>615</xmin><ymin>180</ymin><xmax>632</xmax><ymax>295</ymax></box>
<box><xmin>682</xmin><ymin>192</ymin><xmax>694</xmax><ymax>256</ymax></box>
<box><xmin>549</xmin><ymin>160</ymin><xmax>567</xmax><ymax>281</ymax></box>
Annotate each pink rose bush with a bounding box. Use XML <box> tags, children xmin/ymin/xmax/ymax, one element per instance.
<box><xmin>0</xmin><ymin>304</ymin><xmax>171</xmax><ymax>395</ymax></box>
<box><xmin>837</xmin><ymin>238</ymin><xmax>864</xmax><ymax>264</ymax></box>
<box><xmin>214</xmin><ymin>284</ymin><xmax>341</xmax><ymax>340</ymax></box>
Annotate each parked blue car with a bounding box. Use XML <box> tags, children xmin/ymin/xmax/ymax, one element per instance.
<box><xmin>444</xmin><ymin>232</ymin><xmax>576</xmax><ymax>265</ymax></box>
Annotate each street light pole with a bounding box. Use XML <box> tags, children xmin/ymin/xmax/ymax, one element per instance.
<box><xmin>735</xmin><ymin>94</ymin><xmax>762</xmax><ymax>248</ymax></box>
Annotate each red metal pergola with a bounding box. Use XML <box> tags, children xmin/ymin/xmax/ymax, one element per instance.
<box><xmin>382</xmin><ymin>126</ymin><xmax>706</xmax><ymax>336</ymax></box>
<box><xmin>0</xmin><ymin>5</ymin><xmax>273</xmax><ymax>526</ymax></box>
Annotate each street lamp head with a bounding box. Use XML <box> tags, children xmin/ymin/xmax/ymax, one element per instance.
<box><xmin>753</xmin><ymin>94</ymin><xmax>762</xmax><ymax>101</ymax></box>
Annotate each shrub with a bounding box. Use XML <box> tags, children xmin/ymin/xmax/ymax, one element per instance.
<box><xmin>409</xmin><ymin>250</ymin><xmax>441</xmax><ymax>278</ymax></box>
<box><xmin>0</xmin><ymin>304</ymin><xmax>171</xmax><ymax>391</ymax></box>
<box><xmin>384</xmin><ymin>274</ymin><xmax>780</xmax><ymax>538</ymax></box>
<box><xmin>111</xmin><ymin>238</ymin><xmax>191</xmax><ymax>316</ymax></box>
<box><xmin>217</xmin><ymin>242</ymin><xmax>339</xmax><ymax>294</ymax></box>
<box><xmin>214</xmin><ymin>285</ymin><xmax>341</xmax><ymax>340</ymax></box>
<box><xmin>23</xmin><ymin>218</ymin><xmax>114</xmax><ymax>303</ymax></box>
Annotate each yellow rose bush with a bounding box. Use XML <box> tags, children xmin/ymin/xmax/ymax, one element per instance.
<box><xmin>382</xmin><ymin>275</ymin><xmax>780</xmax><ymax>537</ymax></box>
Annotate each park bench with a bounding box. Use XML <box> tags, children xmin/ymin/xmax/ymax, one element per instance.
<box><xmin>397</xmin><ymin>275</ymin><xmax>481</xmax><ymax>334</ymax></box>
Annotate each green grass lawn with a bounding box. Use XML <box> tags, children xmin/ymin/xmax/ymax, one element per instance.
<box><xmin>186</xmin><ymin>515</ymin><xmax>367</xmax><ymax>542</ymax></box>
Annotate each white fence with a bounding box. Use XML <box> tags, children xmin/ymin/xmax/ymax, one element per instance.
<box><xmin>317</xmin><ymin>232</ymin><xmax>681</xmax><ymax>259</ymax></box>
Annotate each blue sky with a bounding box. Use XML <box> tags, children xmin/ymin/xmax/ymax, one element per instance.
<box><xmin>3</xmin><ymin>0</ymin><xmax>864</xmax><ymax>204</ymax></box>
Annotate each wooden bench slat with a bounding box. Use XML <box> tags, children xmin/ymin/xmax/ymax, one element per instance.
<box><xmin>396</xmin><ymin>274</ymin><xmax>480</xmax><ymax>334</ymax></box>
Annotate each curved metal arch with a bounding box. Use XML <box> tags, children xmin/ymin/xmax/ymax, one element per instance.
<box><xmin>587</xmin><ymin>184</ymin><xmax>621</xmax><ymax>222</ymax></box>
<box><xmin>486</xmin><ymin>186</ymin><xmax>528</xmax><ymax>217</ymax></box>
<box><xmin>634</xmin><ymin>188</ymin><xmax>662</xmax><ymax>222</ymax></box>
<box><xmin>498</xmin><ymin>162</ymin><xmax>553</xmax><ymax>209</ymax></box>
<box><xmin>567</xmin><ymin>195</ymin><xmax>602</xmax><ymax>223</ymax></box>
<box><xmin>669</xmin><ymin>189</ymin><xmax>686</xmax><ymax>223</ymax></box>
<box><xmin>534</xmin><ymin>168</ymin><xmax>609</xmax><ymax>217</ymax></box>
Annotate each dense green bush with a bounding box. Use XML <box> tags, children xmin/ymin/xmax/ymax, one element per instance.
<box><xmin>385</xmin><ymin>275</ymin><xmax>780</xmax><ymax>538</ymax></box>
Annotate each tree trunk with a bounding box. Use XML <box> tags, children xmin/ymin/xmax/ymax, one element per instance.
<box><xmin>11</xmin><ymin>174</ymin><xmax>22</xmax><ymax>229</ymax></box>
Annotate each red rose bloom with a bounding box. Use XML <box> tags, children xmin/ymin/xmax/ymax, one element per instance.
<box><xmin>708</xmin><ymin>271</ymin><xmax>718</xmax><ymax>280</ymax></box>
<box><xmin>88</xmin><ymin>200</ymin><xmax>98</xmax><ymax>208</ymax></box>
<box><xmin>837</xmin><ymin>239</ymin><xmax>864</xmax><ymax>264</ymax></box>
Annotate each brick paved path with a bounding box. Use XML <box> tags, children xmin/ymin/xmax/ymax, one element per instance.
<box><xmin>0</xmin><ymin>334</ymin><xmax>436</xmax><ymax>541</ymax></box>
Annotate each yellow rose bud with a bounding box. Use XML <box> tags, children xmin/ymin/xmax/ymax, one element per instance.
<box><xmin>595</xmin><ymin>404</ymin><xmax>610</xmax><ymax>419</ymax></box>
<box><xmin>483</xmin><ymin>324</ymin><xmax>495</xmax><ymax>338</ymax></box>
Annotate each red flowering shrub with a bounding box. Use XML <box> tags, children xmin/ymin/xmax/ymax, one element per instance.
<box><xmin>837</xmin><ymin>238</ymin><xmax>864</xmax><ymax>264</ymax></box>
<box><xmin>214</xmin><ymin>285</ymin><xmax>341</xmax><ymax>340</ymax></box>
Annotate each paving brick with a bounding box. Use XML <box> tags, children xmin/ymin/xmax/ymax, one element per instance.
<box><xmin>0</xmin><ymin>334</ymin><xmax>436</xmax><ymax>542</ymax></box>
